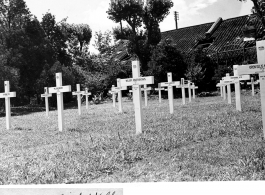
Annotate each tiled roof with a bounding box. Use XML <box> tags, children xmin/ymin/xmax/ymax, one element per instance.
<box><xmin>112</xmin><ymin>15</ymin><xmax>263</xmax><ymax>63</ymax></box>
<box><xmin>161</xmin><ymin>22</ymin><xmax>214</xmax><ymax>53</ymax></box>
<box><xmin>161</xmin><ymin>15</ymin><xmax>263</xmax><ymax>54</ymax></box>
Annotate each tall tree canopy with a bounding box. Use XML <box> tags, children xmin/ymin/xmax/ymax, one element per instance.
<box><xmin>107</xmin><ymin>0</ymin><xmax>173</xmax><ymax>70</ymax></box>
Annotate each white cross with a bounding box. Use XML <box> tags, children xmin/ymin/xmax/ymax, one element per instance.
<box><xmin>120</xmin><ymin>61</ymin><xmax>154</xmax><ymax>134</ymax></box>
<box><xmin>161</xmin><ymin>72</ymin><xmax>180</xmax><ymax>114</ymax></box>
<box><xmin>0</xmin><ymin>81</ymin><xmax>16</xmax><ymax>130</ymax></box>
<box><xmin>176</xmin><ymin>78</ymin><xmax>189</xmax><ymax>105</ymax></box>
<box><xmin>72</xmin><ymin>84</ymin><xmax>85</xmax><ymax>116</ymax></box>
<box><xmin>247</xmin><ymin>77</ymin><xmax>259</xmax><ymax>96</ymax></box>
<box><xmin>141</xmin><ymin>84</ymin><xmax>151</xmax><ymax>107</ymax></box>
<box><xmin>41</xmin><ymin>87</ymin><xmax>52</xmax><ymax>116</ymax></box>
<box><xmin>190</xmin><ymin>83</ymin><xmax>198</xmax><ymax>99</ymax></box>
<box><xmin>155</xmin><ymin>83</ymin><xmax>165</xmax><ymax>103</ymax></box>
<box><xmin>83</xmin><ymin>88</ymin><xmax>91</xmax><ymax>109</ymax></box>
<box><xmin>48</xmin><ymin>73</ymin><xmax>71</xmax><ymax>132</ymax></box>
<box><xmin>116</xmin><ymin>79</ymin><xmax>127</xmax><ymax>112</ymax></box>
<box><xmin>222</xmin><ymin>74</ymin><xmax>232</xmax><ymax>104</ymax></box>
<box><xmin>216</xmin><ymin>83</ymin><xmax>223</xmax><ymax>97</ymax></box>
<box><xmin>109</xmin><ymin>85</ymin><xmax>118</xmax><ymax>107</ymax></box>
<box><xmin>234</xmin><ymin>40</ymin><xmax>265</xmax><ymax>137</ymax></box>
<box><xmin>223</xmin><ymin>74</ymin><xmax>250</xmax><ymax>110</ymax></box>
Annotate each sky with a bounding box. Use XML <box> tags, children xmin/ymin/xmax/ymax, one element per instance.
<box><xmin>24</xmin><ymin>0</ymin><xmax>254</xmax><ymax>54</ymax></box>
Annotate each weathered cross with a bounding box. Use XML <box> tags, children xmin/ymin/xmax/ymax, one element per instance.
<box><xmin>115</xmin><ymin>78</ymin><xmax>127</xmax><ymax>112</ymax></box>
<box><xmin>141</xmin><ymin>84</ymin><xmax>151</xmax><ymax>107</ymax></box>
<box><xmin>83</xmin><ymin>88</ymin><xmax>91</xmax><ymax>109</ymax></box>
<box><xmin>0</xmin><ymin>81</ymin><xmax>16</xmax><ymax>130</ymax></box>
<box><xmin>223</xmin><ymin>74</ymin><xmax>250</xmax><ymax>109</ymax></box>
<box><xmin>161</xmin><ymin>72</ymin><xmax>180</xmax><ymax>114</ymax></box>
<box><xmin>247</xmin><ymin>77</ymin><xmax>259</xmax><ymax>96</ymax></box>
<box><xmin>234</xmin><ymin>40</ymin><xmax>265</xmax><ymax>137</ymax></box>
<box><xmin>120</xmin><ymin>61</ymin><xmax>154</xmax><ymax>134</ymax></box>
<box><xmin>41</xmin><ymin>87</ymin><xmax>52</xmax><ymax>116</ymax></box>
<box><xmin>72</xmin><ymin>84</ymin><xmax>85</xmax><ymax>116</ymax></box>
<box><xmin>49</xmin><ymin>73</ymin><xmax>71</xmax><ymax>132</ymax></box>
<box><xmin>155</xmin><ymin>83</ymin><xmax>165</xmax><ymax>103</ymax></box>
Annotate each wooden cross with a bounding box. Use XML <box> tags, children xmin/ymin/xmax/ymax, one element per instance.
<box><xmin>223</xmin><ymin>74</ymin><xmax>250</xmax><ymax>110</ymax></box>
<box><xmin>247</xmin><ymin>77</ymin><xmax>259</xmax><ymax>96</ymax></box>
<box><xmin>188</xmin><ymin>81</ymin><xmax>192</xmax><ymax>102</ymax></box>
<box><xmin>155</xmin><ymin>83</ymin><xmax>165</xmax><ymax>103</ymax></box>
<box><xmin>72</xmin><ymin>84</ymin><xmax>85</xmax><ymax>116</ymax></box>
<box><xmin>120</xmin><ymin>61</ymin><xmax>154</xmax><ymax>134</ymax></box>
<box><xmin>234</xmin><ymin>40</ymin><xmax>265</xmax><ymax>137</ymax></box>
<box><xmin>161</xmin><ymin>72</ymin><xmax>180</xmax><ymax>114</ymax></box>
<box><xmin>109</xmin><ymin>85</ymin><xmax>117</xmax><ymax>108</ymax></box>
<box><xmin>141</xmin><ymin>84</ymin><xmax>151</xmax><ymax>107</ymax></box>
<box><xmin>115</xmin><ymin>78</ymin><xmax>127</xmax><ymax>112</ymax></box>
<box><xmin>0</xmin><ymin>81</ymin><xmax>16</xmax><ymax>130</ymax></box>
<box><xmin>48</xmin><ymin>73</ymin><xmax>71</xmax><ymax>132</ymax></box>
<box><xmin>190</xmin><ymin>82</ymin><xmax>198</xmax><ymax>99</ymax></box>
<box><xmin>83</xmin><ymin>88</ymin><xmax>91</xmax><ymax>109</ymax></box>
<box><xmin>41</xmin><ymin>87</ymin><xmax>52</xmax><ymax>116</ymax></box>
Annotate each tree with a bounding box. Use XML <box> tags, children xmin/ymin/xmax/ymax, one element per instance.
<box><xmin>107</xmin><ymin>0</ymin><xmax>173</xmax><ymax>70</ymax></box>
<box><xmin>112</xmin><ymin>25</ymin><xmax>131</xmax><ymax>40</ymax></box>
<box><xmin>93</xmin><ymin>30</ymin><xmax>113</xmax><ymax>54</ymax></box>
<box><xmin>239</xmin><ymin>0</ymin><xmax>265</xmax><ymax>29</ymax></box>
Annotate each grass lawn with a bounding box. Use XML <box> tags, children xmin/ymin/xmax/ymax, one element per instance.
<box><xmin>0</xmin><ymin>91</ymin><xmax>265</xmax><ymax>184</ymax></box>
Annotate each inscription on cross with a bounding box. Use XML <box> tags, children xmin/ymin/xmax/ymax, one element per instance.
<box><xmin>0</xmin><ymin>81</ymin><xmax>16</xmax><ymax>130</ymax></box>
<box><xmin>120</xmin><ymin>61</ymin><xmax>154</xmax><ymax>134</ymax></box>
<box><xmin>49</xmin><ymin>73</ymin><xmax>71</xmax><ymax>132</ymax></box>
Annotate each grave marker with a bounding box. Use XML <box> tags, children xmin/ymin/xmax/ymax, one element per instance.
<box><xmin>141</xmin><ymin>84</ymin><xmax>151</xmax><ymax>107</ymax></box>
<box><xmin>41</xmin><ymin>87</ymin><xmax>52</xmax><ymax>116</ymax></box>
<box><xmin>190</xmin><ymin>83</ymin><xmax>198</xmax><ymax>99</ymax></box>
<box><xmin>155</xmin><ymin>83</ymin><xmax>165</xmax><ymax>103</ymax></box>
<box><xmin>176</xmin><ymin>78</ymin><xmax>189</xmax><ymax>105</ymax></box>
<box><xmin>72</xmin><ymin>84</ymin><xmax>85</xmax><ymax>115</ymax></box>
<box><xmin>0</xmin><ymin>81</ymin><xmax>16</xmax><ymax>130</ymax></box>
<box><xmin>161</xmin><ymin>73</ymin><xmax>180</xmax><ymax>114</ymax></box>
<box><xmin>109</xmin><ymin>85</ymin><xmax>117</xmax><ymax>107</ymax></box>
<box><xmin>188</xmin><ymin>81</ymin><xmax>192</xmax><ymax>102</ymax></box>
<box><xmin>84</xmin><ymin>88</ymin><xmax>91</xmax><ymax>109</ymax></box>
<box><xmin>216</xmin><ymin>83</ymin><xmax>223</xmax><ymax>97</ymax></box>
<box><xmin>49</xmin><ymin>73</ymin><xmax>71</xmax><ymax>132</ymax></box>
<box><xmin>247</xmin><ymin>77</ymin><xmax>259</xmax><ymax>96</ymax></box>
<box><xmin>223</xmin><ymin>74</ymin><xmax>232</xmax><ymax>104</ymax></box>
<box><xmin>224</xmin><ymin>74</ymin><xmax>250</xmax><ymax>111</ymax></box>
<box><xmin>120</xmin><ymin>61</ymin><xmax>154</xmax><ymax>134</ymax></box>
<box><xmin>116</xmin><ymin>79</ymin><xmax>127</xmax><ymax>112</ymax></box>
